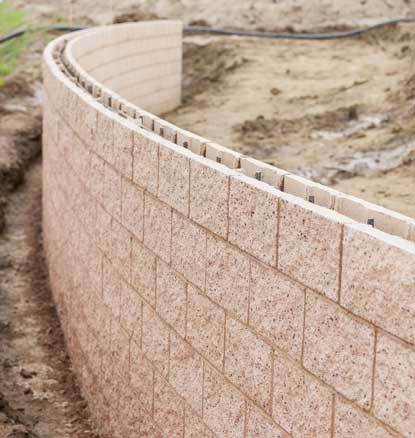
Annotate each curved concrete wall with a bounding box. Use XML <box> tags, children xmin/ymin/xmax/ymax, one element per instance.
<box><xmin>42</xmin><ymin>22</ymin><xmax>415</xmax><ymax>438</ymax></box>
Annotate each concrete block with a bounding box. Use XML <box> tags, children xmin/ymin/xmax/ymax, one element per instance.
<box><xmin>190</xmin><ymin>157</ymin><xmax>234</xmax><ymax>238</ymax></box>
<box><xmin>131</xmin><ymin>238</ymin><xmax>157</xmax><ymax>306</ymax></box>
<box><xmin>334</xmin><ymin>398</ymin><xmax>395</xmax><ymax>438</ymax></box>
<box><xmin>154</xmin><ymin>373</ymin><xmax>185</xmax><ymax>438</ymax></box>
<box><xmin>186</xmin><ymin>284</ymin><xmax>225</xmax><ymax>370</ymax></box>
<box><xmin>229</xmin><ymin>175</ymin><xmax>279</xmax><ymax>265</ymax></box>
<box><xmin>102</xmin><ymin>257</ymin><xmax>121</xmax><ymax>319</ymax></box>
<box><xmin>129</xmin><ymin>338</ymin><xmax>154</xmax><ymax>410</ymax></box>
<box><xmin>250</xmin><ymin>260</ymin><xmax>304</xmax><ymax>360</ymax></box>
<box><xmin>171</xmin><ymin>212</ymin><xmax>206</xmax><ymax>290</ymax></box>
<box><xmin>169</xmin><ymin>332</ymin><xmax>203</xmax><ymax>415</ymax></box>
<box><xmin>374</xmin><ymin>333</ymin><xmax>415</xmax><ymax>436</ymax></box>
<box><xmin>303</xmin><ymin>291</ymin><xmax>375</xmax><ymax>408</ymax></box>
<box><xmin>176</xmin><ymin>129</ymin><xmax>206</xmax><ymax>155</ymax></box>
<box><xmin>102</xmin><ymin>162</ymin><xmax>122</xmax><ymax>220</ymax></box>
<box><xmin>272</xmin><ymin>350</ymin><xmax>332</xmax><ymax>437</ymax></box>
<box><xmin>283</xmin><ymin>174</ymin><xmax>308</xmax><ymax>199</ymax></box>
<box><xmin>278</xmin><ymin>196</ymin><xmax>343</xmax><ymax>301</ymax></box>
<box><xmin>119</xmin><ymin>279</ymin><xmax>142</xmax><ymax>340</ymax></box>
<box><xmin>206</xmin><ymin>234</ymin><xmax>250</xmax><ymax>322</ymax></box>
<box><xmin>246</xmin><ymin>405</ymin><xmax>287</xmax><ymax>438</ymax></box>
<box><xmin>205</xmin><ymin>142</ymin><xmax>242</xmax><ymax>169</ymax></box>
<box><xmin>95</xmin><ymin>109</ymin><xmax>114</xmax><ymax>161</ymax></box>
<box><xmin>240</xmin><ymin>156</ymin><xmax>287</xmax><ymax>190</ymax></box>
<box><xmin>203</xmin><ymin>364</ymin><xmax>245</xmax><ymax>438</ymax></box>
<box><xmin>158</xmin><ymin>142</ymin><xmax>190</xmax><ymax>215</ymax></box>
<box><xmin>144</xmin><ymin>194</ymin><xmax>172</xmax><ymax>263</ymax></box>
<box><xmin>184</xmin><ymin>411</ymin><xmax>214</xmax><ymax>438</ymax></box>
<box><xmin>133</xmin><ymin>131</ymin><xmax>159</xmax><ymax>195</ymax></box>
<box><xmin>334</xmin><ymin>194</ymin><xmax>368</xmax><ymax>223</ymax></box>
<box><xmin>341</xmin><ymin>223</ymin><xmax>415</xmax><ymax>344</ymax></box>
<box><xmin>142</xmin><ymin>304</ymin><xmax>169</xmax><ymax>377</ymax></box>
<box><xmin>110</xmin><ymin>219</ymin><xmax>132</xmax><ymax>282</ymax></box>
<box><xmin>112</xmin><ymin>119</ymin><xmax>133</xmax><ymax>178</ymax></box>
<box><xmin>154</xmin><ymin>118</ymin><xmax>177</xmax><ymax>143</ymax></box>
<box><xmin>121</xmin><ymin>177</ymin><xmax>144</xmax><ymax>241</ymax></box>
<box><xmin>225</xmin><ymin>317</ymin><xmax>273</xmax><ymax>410</ymax></box>
<box><xmin>156</xmin><ymin>259</ymin><xmax>187</xmax><ymax>337</ymax></box>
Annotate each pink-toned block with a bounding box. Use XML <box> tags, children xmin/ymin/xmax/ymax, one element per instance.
<box><xmin>96</xmin><ymin>110</ymin><xmax>114</xmax><ymax>161</ymax></box>
<box><xmin>186</xmin><ymin>284</ymin><xmax>225</xmax><ymax>370</ymax></box>
<box><xmin>131</xmin><ymin>237</ymin><xmax>156</xmax><ymax>306</ymax></box>
<box><xmin>272</xmin><ymin>350</ymin><xmax>332</xmax><ymax>437</ymax></box>
<box><xmin>169</xmin><ymin>332</ymin><xmax>203</xmax><ymax>415</ymax></box>
<box><xmin>129</xmin><ymin>339</ymin><xmax>154</xmax><ymax>412</ymax></box>
<box><xmin>229</xmin><ymin>176</ymin><xmax>278</xmax><ymax>265</ymax></box>
<box><xmin>156</xmin><ymin>259</ymin><xmax>187</xmax><ymax>337</ymax></box>
<box><xmin>109</xmin><ymin>319</ymin><xmax>130</xmax><ymax>379</ymax></box>
<box><xmin>171</xmin><ymin>212</ymin><xmax>206</xmax><ymax>290</ymax></box>
<box><xmin>334</xmin><ymin>398</ymin><xmax>395</xmax><ymax>438</ymax></box>
<box><xmin>225</xmin><ymin>317</ymin><xmax>273</xmax><ymax>410</ymax></box>
<box><xmin>250</xmin><ymin>261</ymin><xmax>304</xmax><ymax>360</ymax></box>
<box><xmin>142</xmin><ymin>304</ymin><xmax>170</xmax><ymax>377</ymax></box>
<box><xmin>112</xmin><ymin>120</ymin><xmax>133</xmax><ymax>178</ymax></box>
<box><xmin>206</xmin><ymin>234</ymin><xmax>250</xmax><ymax>322</ymax></box>
<box><xmin>144</xmin><ymin>194</ymin><xmax>172</xmax><ymax>263</ymax></box>
<box><xmin>110</xmin><ymin>219</ymin><xmax>132</xmax><ymax>282</ymax></box>
<box><xmin>102</xmin><ymin>257</ymin><xmax>121</xmax><ymax>319</ymax></box>
<box><xmin>341</xmin><ymin>223</ymin><xmax>415</xmax><ymax>344</ymax></box>
<box><xmin>278</xmin><ymin>197</ymin><xmax>343</xmax><ymax>301</ymax></box>
<box><xmin>246</xmin><ymin>404</ymin><xmax>288</xmax><ymax>438</ymax></box>
<box><xmin>303</xmin><ymin>291</ymin><xmax>374</xmax><ymax>408</ymax></box>
<box><xmin>119</xmin><ymin>279</ymin><xmax>142</xmax><ymax>341</ymax></box>
<box><xmin>121</xmin><ymin>177</ymin><xmax>144</xmax><ymax>241</ymax></box>
<box><xmin>189</xmin><ymin>158</ymin><xmax>232</xmax><ymax>238</ymax></box>
<box><xmin>133</xmin><ymin>132</ymin><xmax>159</xmax><ymax>195</ymax></box>
<box><xmin>374</xmin><ymin>333</ymin><xmax>415</xmax><ymax>436</ymax></box>
<box><xmin>140</xmin><ymin>409</ymin><xmax>165</xmax><ymax>438</ymax></box>
<box><xmin>184</xmin><ymin>410</ymin><xmax>214</xmax><ymax>438</ymax></box>
<box><xmin>102</xmin><ymin>162</ymin><xmax>122</xmax><ymax>220</ymax></box>
<box><xmin>154</xmin><ymin>373</ymin><xmax>185</xmax><ymax>438</ymax></box>
<box><xmin>96</xmin><ymin>203</ymin><xmax>112</xmax><ymax>256</ymax></box>
<box><xmin>203</xmin><ymin>364</ymin><xmax>245</xmax><ymax>438</ymax></box>
<box><xmin>158</xmin><ymin>143</ymin><xmax>190</xmax><ymax>215</ymax></box>
<box><xmin>117</xmin><ymin>385</ymin><xmax>144</xmax><ymax>438</ymax></box>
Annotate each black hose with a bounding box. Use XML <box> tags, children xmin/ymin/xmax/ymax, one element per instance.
<box><xmin>1</xmin><ymin>18</ymin><xmax>415</xmax><ymax>46</ymax></box>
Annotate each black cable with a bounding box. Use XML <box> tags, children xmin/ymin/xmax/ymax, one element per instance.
<box><xmin>184</xmin><ymin>17</ymin><xmax>415</xmax><ymax>40</ymax></box>
<box><xmin>1</xmin><ymin>17</ymin><xmax>415</xmax><ymax>46</ymax></box>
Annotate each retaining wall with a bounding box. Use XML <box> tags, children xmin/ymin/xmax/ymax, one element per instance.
<box><xmin>42</xmin><ymin>21</ymin><xmax>415</xmax><ymax>438</ymax></box>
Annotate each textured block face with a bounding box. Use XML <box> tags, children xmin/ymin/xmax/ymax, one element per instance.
<box><xmin>206</xmin><ymin>234</ymin><xmax>250</xmax><ymax>322</ymax></box>
<box><xmin>341</xmin><ymin>224</ymin><xmax>415</xmax><ymax>344</ymax></box>
<box><xmin>129</xmin><ymin>340</ymin><xmax>154</xmax><ymax>410</ymax></box>
<box><xmin>189</xmin><ymin>160</ymin><xmax>230</xmax><ymax>238</ymax></box>
<box><xmin>334</xmin><ymin>399</ymin><xmax>395</xmax><ymax>438</ymax></box>
<box><xmin>303</xmin><ymin>292</ymin><xmax>374</xmax><ymax>408</ymax></box>
<box><xmin>229</xmin><ymin>177</ymin><xmax>278</xmax><ymax>265</ymax></box>
<box><xmin>133</xmin><ymin>133</ymin><xmax>158</xmax><ymax>195</ymax></box>
<box><xmin>154</xmin><ymin>374</ymin><xmax>185</xmax><ymax>438</ymax></box>
<box><xmin>142</xmin><ymin>305</ymin><xmax>169</xmax><ymax>377</ymax></box>
<box><xmin>278</xmin><ymin>199</ymin><xmax>342</xmax><ymax>300</ymax></box>
<box><xmin>171</xmin><ymin>212</ymin><xmax>206</xmax><ymax>290</ymax></box>
<box><xmin>186</xmin><ymin>285</ymin><xmax>225</xmax><ymax>369</ymax></box>
<box><xmin>110</xmin><ymin>219</ymin><xmax>132</xmax><ymax>282</ymax></box>
<box><xmin>156</xmin><ymin>260</ymin><xmax>187</xmax><ymax>337</ymax></box>
<box><xmin>144</xmin><ymin>194</ymin><xmax>172</xmax><ymax>263</ymax></box>
<box><xmin>203</xmin><ymin>364</ymin><xmax>245</xmax><ymax>438</ymax></box>
<box><xmin>246</xmin><ymin>405</ymin><xmax>287</xmax><ymax>438</ymax></box>
<box><xmin>102</xmin><ymin>257</ymin><xmax>121</xmax><ymax>319</ymax></box>
<box><xmin>272</xmin><ymin>351</ymin><xmax>332</xmax><ymax>437</ymax></box>
<box><xmin>169</xmin><ymin>333</ymin><xmax>203</xmax><ymax>415</ymax></box>
<box><xmin>250</xmin><ymin>261</ymin><xmax>304</xmax><ymax>360</ymax></box>
<box><xmin>374</xmin><ymin>333</ymin><xmax>415</xmax><ymax>436</ymax></box>
<box><xmin>96</xmin><ymin>110</ymin><xmax>113</xmax><ymax>160</ymax></box>
<box><xmin>121</xmin><ymin>177</ymin><xmax>144</xmax><ymax>241</ymax></box>
<box><xmin>225</xmin><ymin>317</ymin><xmax>273</xmax><ymax>410</ymax></box>
<box><xmin>158</xmin><ymin>144</ymin><xmax>190</xmax><ymax>215</ymax></box>
<box><xmin>131</xmin><ymin>238</ymin><xmax>156</xmax><ymax>306</ymax></box>
<box><xmin>103</xmin><ymin>162</ymin><xmax>122</xmax><ymax>220</ymax></box>
<box><xmin>112</xmin><ymin>121</ymin><xmax>133</xmax><ymax>178</ymax></box>
<box><xmin>184</xmin><ymin>412</ymin><xmax>214</xmax><ymax>438</ymax></box>
<box><xmin>119</xmin><ymin>280</ymin><xmax>142</xmax><ymax>340</ymax></box>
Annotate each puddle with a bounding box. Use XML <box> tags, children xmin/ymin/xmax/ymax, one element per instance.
<box><xmin>298</xmin><ymin>139</ymin><xmax>415</xmax><ymax>185</ymax></box>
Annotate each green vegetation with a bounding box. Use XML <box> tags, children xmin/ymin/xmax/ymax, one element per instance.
<box><xmin>0</xmin><ymin>1</ymin><xmax>29</xmax><ymax>86</ymax></box>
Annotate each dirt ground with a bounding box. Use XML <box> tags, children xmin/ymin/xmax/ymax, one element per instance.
<box><xmin>0</xmin><ymin>1</ymin><xmax>415</xmax><ymax>437</ymax></box>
